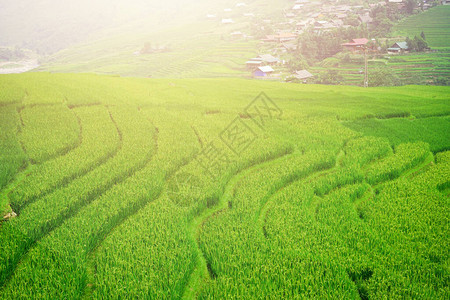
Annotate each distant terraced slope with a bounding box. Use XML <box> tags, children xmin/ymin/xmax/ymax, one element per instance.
<box><xmin>394</xmin><ymin>6</ymin><xmax>450</xmax><ymax>48</ymax></box>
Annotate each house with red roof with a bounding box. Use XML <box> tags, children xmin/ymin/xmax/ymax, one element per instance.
<box><xmin>341</xmin><ymin>38</ymin><xmax>369</xmax><ymax>52</ymax></box>
<box><xmin>263</xmin><ymin>33</ymin><xmax>297</xmax><ymax>43</ymax></box>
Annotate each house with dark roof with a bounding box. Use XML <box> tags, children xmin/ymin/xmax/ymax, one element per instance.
<box><xmin>258</xmin><ymin>54</ymin><xmax>281</xmax><ymax>65</ymax></box>
<box><xmin>388</xmin><ymin>41</ymin><xmax>409</xmax><ymax>53</ymax></box>
<box><xmin>246</xmin><ymin>59</ymin><xmax>262</xmax><ymax>70</ymax></box>
<box><xmin>281</xmin><ymin>42</ymin><xmax>298</xmax><ymax>52</ymax></box>
<box><xmin>263</xmin><ymin>33</ymin><xmax>297</xmax><ymax>43</ymax></box>
<box><xmin>292</xmin><ymin>70</ymin><xmax>314</xmax><ymax>82</ymax></box>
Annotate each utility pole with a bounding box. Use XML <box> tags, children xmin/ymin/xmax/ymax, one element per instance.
<box><xmin>364</xmin><ymin>46</ymin><xmax>368</xmax><ymax>88</ymax></box>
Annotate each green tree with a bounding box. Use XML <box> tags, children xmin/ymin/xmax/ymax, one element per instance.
<box><xmin>316</xmin><ymin>69</ymin><xmax>344</xmax><ymax>85</ymax></box>
<box><xmin>286</xmin><ymin>53</ymin><xmax>309</xmax><ymax>72</ymax></box>
<box><xmin>405</xmin><ymin>0</ymin><xmax>416</xmax><ymax>14</ymax></box>
<box><xmin>406</xmin><ymin>36</ymin><xmax>417</xmax><ymax>52</ymax></box>
<box><xmin>414</xmin><ymin>35</ymin><xmax>428</xmax><ymax>51</ymax></box>
<box><xmin>420</xmin><ymin>31</ymin><xmax>426</xmax><ymax>41</ymax></box>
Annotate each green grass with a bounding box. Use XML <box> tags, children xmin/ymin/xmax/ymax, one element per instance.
<box><xmin>0</xmin><ymin>73</ymin><xmax>449</xmax><ymax>299</ymax></box>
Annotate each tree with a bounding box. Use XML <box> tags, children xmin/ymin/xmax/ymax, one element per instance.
<box><xmin>344</xmin><ymin>15</ymin><xmax>360</xmax><ymax>27</ymax></box>
<box><xmin>420</xmin><ymin>31</ymin><xmax>426</xmax><ymax>41</ymax></box>
<box><xmin>286</xmin><ymin>53</ymin><xmax>309</xmax><ymax>72</ymax></box>
<box><xmin>414</xmin><ymin>35</ymin><xmax>428</xmax><ymax>52</ymax></box>
<box><xmin>406</xmin><ymin>36</ymin><xmax>417</xmax><ymax>52</ymax></box>
<box><xmin>405</xmin><ymin>0</ymin><xmax>416</xmax><ymax>14</ymax></box>
<box><xmin>141</xmin><ymin>42</ymin><xmax>152</xmax><ymax>54</ymax></box>
<box><xmin>316</xmin><ymin>69</ymin><xmax>344</xmax><ymax>85</ymax></box>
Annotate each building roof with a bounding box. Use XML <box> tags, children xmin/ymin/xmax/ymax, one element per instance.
<box><xmin>246</xmin><ymin>61</ymin><xmax>262</xmax><ymax>65</ymax></box>
<box><xmin>258</xmin><ymin>66</ymin><xmax>275</xmax><ymax>73</ymax></box>
<box><xmin>359</xmin><ymin>15</ymin><xmax>373</xmax><ymax>23</ymax></box>
<box><xmin>258</xmin><ymin>54</ymin><xmax>280</xmax><ymax>63</ymax></box>
<box><xmin>352</xmin><ymin>38</ymin><xmax>369</xmax><ymax>44</ymax></box>
<box><xmin>397</xmin><ymin>42</ymin><xmax>408</xmax><ymax>49</ymax></box>
<box><xmin>282</xmin><ymin>43</ymin><xmax>298</xmax><ymax>50</ymax></box>
<box><xmin>342</xmin><ymin>38</ymin><xmax>369</xmax><ymax>46</ymax></box>
<box><xmin>278</xmin><ymin>32</ymin><xmax>297</xmax><ymax>38</ymax></box>
<box><xmin>222</xmin><ymin>19</ymin><xmax>234</xmax><ymax>24</ymax></box>
<box><xmin>335</xmin><ymin>13</ymin><xmax>348</xmax><ymax>19</ymax></box>
<box><xmin>294</xmin><ymin>70</ymin><xmax>314</xmax><ymax>79</ymax></box>
<box><xmin>392</xmin><ymin>41</ymin><xmax>408</xmax><ymax>49</ymax></box>
<box><xmin>332</xmin><ymin>19</ymin><xmax>344</xmax><ymax>27</ymax></box>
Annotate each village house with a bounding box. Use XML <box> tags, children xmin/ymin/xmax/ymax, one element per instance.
<box><xmin>342</xmin><ymin>38</ymin><xmax>369</xmax><ymax>52</ymax></box>
<box><xmin>254</xmin><ymin>66</ymin><xmax>275</xmax><ymax>77</ymax></box>
<box><xmin>230</xmin><ymin>31</ymin><xmax>244</xmax><ymax>39</ymax></box>
<box><xmin>388</xmin><ymin>41</ymin><xmax>409</xmax><ymax>53</ymax></box>
<box><xmin>286</xmin><ymin>12</ymin><xmax>296</xmax><ymax>18</ymax></box>
<box><xmin>386</xmin><ymin>0</ymin><xmax>405</xmax><ymax>9</ymax></box>
<box><xmin>246</xmin><ymin>59</ymin><xmax>262</xmax><ymax>70</ymax></box>
<box><xmin>263</xmin><ymin>33</ymin><xmax>297</xmax><ymax>43</ymax></box>
<box><xmin>291</xmin><ymin>70</ymin><xmax>314</xmax><ymax>83</ymax></box>
<box><xmin>335</xmin><ymin>13</ymin><xmax>348</xmax><ymax>19</ymax></box>
<box><xmin>359</xmin><ymin>14</ymin><xmax>373</xmax><ymax>25</ymax></box>
<box><xmin>278</xmin><ymin>32</ymin><xmax>297</xmax><ymax>43</ymax></box>
<box><xmin>332</xmin><ymin>19</ymin><xmax>344</xmax><ymax>27</ymax></box>
<box><xmin>296</xmin><ymin>19</ymin><xmax>313</xmax><ymax>30</ymax></box>
<box><xmin>314</xmin><ymin>21</ymin><xmax>337</xmax><ymax>32</ymax></box>
<box><xmin>222</xmin><ymin>19</ymin><xmax>234</xmax><ymax>24</ymax></box>
<box><xmin>281</xmin><ymin>42</ymin><xmax>298</xmax><ymax>52</ymax></box>
<box><xmin>258</xmin><ymin>54</ymin><xmax>281</xmax><ymax>65</ymax></box>
<box><xmin>336</xmin><ymin>5</ymin><xmax>352</xmax><ymax>12</ymax></box>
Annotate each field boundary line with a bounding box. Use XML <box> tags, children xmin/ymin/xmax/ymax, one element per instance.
<box><xmin>83</xmin><ymin>117</ymin><xmax>202</xmax><ymax>298</ymax></box>
<box><xmin>11</xmin><ymin>105</ymin><xmax>122</xmax><ymax>214</ymax></box>
<box><xmin>182</xmin><ymin>148</ymin><xmax>295</xmax><ymax>299</ymax></box>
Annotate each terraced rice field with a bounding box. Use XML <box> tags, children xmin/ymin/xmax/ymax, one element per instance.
<box><xmin>394</xmin><ymin>6</ymin><xmax>450</xmax><ymax>49</ymax></box>
<box><xmin>0</xmin><ymin>73</ymin><xmax>449</xmax><ymax>298</ymax></box>
<box><xmin>311</xmin><ymin>50</ymin><xmax>450</xmax><ymax>86</ymax></box>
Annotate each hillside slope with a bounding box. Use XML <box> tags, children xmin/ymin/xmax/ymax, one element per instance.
<box><xmin>32</xmin><ymin>0</ymin><xmax>291</xmax><ymax>77</ymax></box>
<box><xmin>394</xmin><ymin>5</ymin><xmax>450</xmax><ymax>48</ymax></box>
<box><xmin>0</xmin><ymin>0</ymin><xmax>288</xmax><ymax>54</ymax></box>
